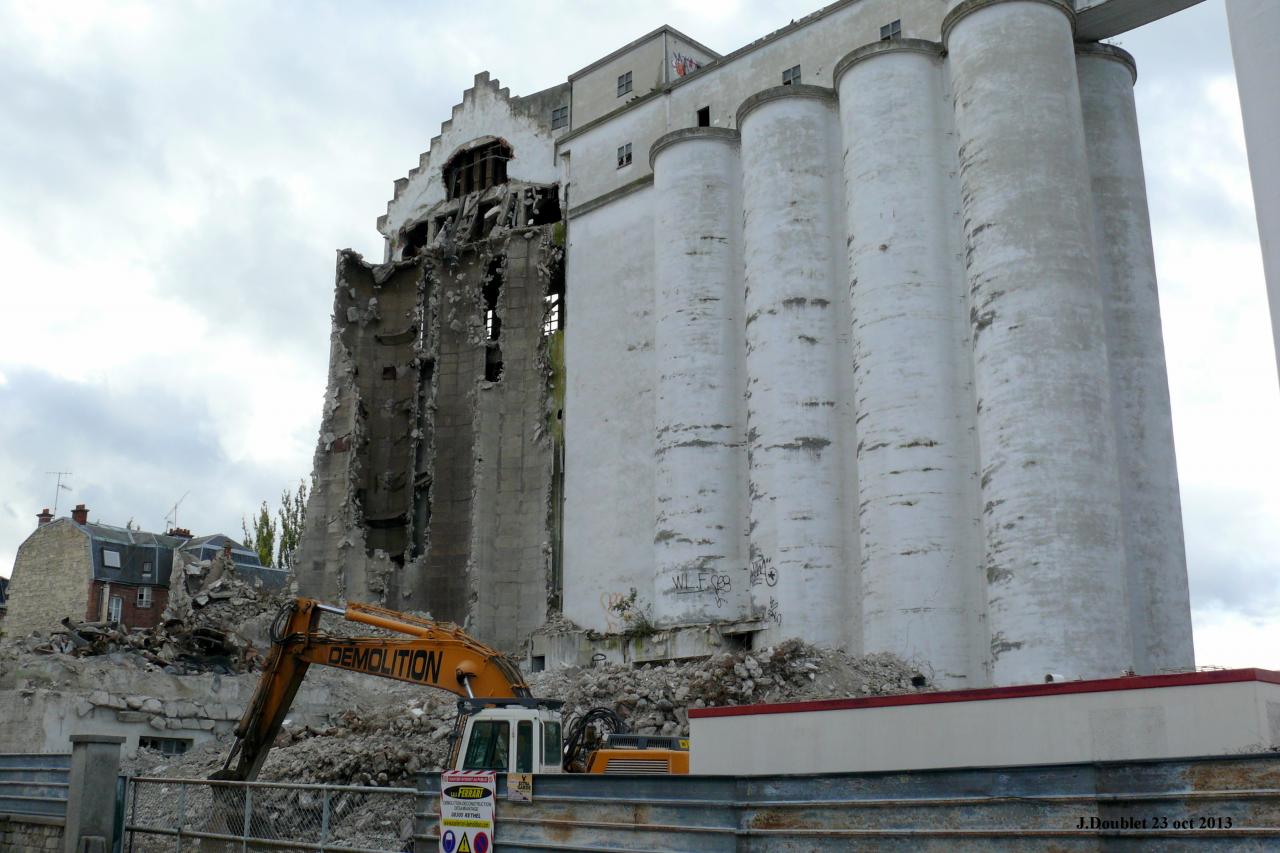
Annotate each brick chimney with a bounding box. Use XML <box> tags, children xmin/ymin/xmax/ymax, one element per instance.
<box><xmin>36</xmin><ymin>508</ymin><xmax>53</xmax><ymax>527</ymax></box>
<box><xmin>71</xmin><ymin>504</ymin><xmax>89</xmax><ymax>525</ymax></box>
<box><xmin>167</xmin><ymin>527</ymin><xmax>192</xmax><ymax>540</ymax></box>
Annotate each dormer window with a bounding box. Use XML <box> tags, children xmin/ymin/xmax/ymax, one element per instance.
<box><xmin>102</xmin><ymin>548</ymin><xmax>121</xmax><ymax>569</ymax></box>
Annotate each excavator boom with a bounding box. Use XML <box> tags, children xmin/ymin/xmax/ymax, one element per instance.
<box><xmin>215</xmin><ymin>597</ymin><xmax>529</xmax><ymax>781</ymax></box>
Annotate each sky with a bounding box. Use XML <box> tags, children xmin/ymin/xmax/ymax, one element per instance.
<box><xmin>0</xmin><ymin>1</ymin><xmax>1275</xmax><ymax>668</ymax></box>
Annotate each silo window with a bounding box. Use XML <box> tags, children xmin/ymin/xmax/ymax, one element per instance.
<box><xmin>880</xmin><ymin>20</ymin><xmax>902</xmax><ymax>41</ymax></box>
<box><xmin>782</xmin><ymin>65</ymin><xmax>801</xmax><ymax>86</ymax></box>
<box><xmin>543</xmin><ymin>292</ymin><xmax>562</xmax><ymax>335</ymax></box>
<box><xmin>443</xmin><ymin>140</ymin><xmax>512</xmax><ymax>201</ymax></box>
<box><xmin>551</xmin><ymin>105</ymin><xmax>569</xmax><ymax>129</ymax></box>
<box><xmin>696</xmin><ymin>106</ymin><xmax>711</xmax><ymax>127</ymax></box>
<box><xmin>617</xmin><ymin>70</ymin><xmax>633</xmax><ymax>97</ymax></box>
<box><xmin>617</xmin><ymin>143</ymin><xmax>632</xmax><ymax>169</ymax></box>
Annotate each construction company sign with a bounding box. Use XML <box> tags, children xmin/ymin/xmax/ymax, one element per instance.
<box><xmin>440</xmin><ymin>770</ymin><xmax>495</xmax><ymax>853</ymax></box>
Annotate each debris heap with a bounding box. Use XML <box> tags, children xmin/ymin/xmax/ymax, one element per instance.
<box><xmin>126</xmin><ymin>641</ymin><xmax>928</xmax><ymax>786</ymax></box>
<box><xmin>11</xmin><ymin>549</ymin><xmax>291</xmax><ymax>675</ymax></box>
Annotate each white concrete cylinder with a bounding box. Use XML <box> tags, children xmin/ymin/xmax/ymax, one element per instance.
<box><xmin>738</xmin><ymin>86</ymin><xmax>849</xmax><ymax>647</ymax></box>
<box><xmin>649</xmin><ymin>129</ymin><xmax>750</xmax><ymax>624</ymax></box>
<box><xmin>943</xmin><ymin>0</ymin><xmax>1132</xmax><ymax>683</ymax></box>
<box><xmin>1077</xmin><ymin>44</ymin><xmax>1194</xmax><ymax>674</ymax></box>
<box><xmin>835</xmin><ymin>41</ymin><xmax>984</xmax><ymax>686</ymax></box>
<box><xmin>1227</xmin><ymin>0</ymin><xmax>1280</xmax><ymax>387</ymax></box>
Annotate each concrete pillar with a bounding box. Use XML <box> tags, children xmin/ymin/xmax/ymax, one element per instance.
<box><xmin>1227</xmin><ymin>0</ymin><xmax>1280</xmax><ymax>386</ymax></box>
<box><xmin>1077</xmin><ymin>43</ymin><xmax>1194</xmax><ymax>674</ymax></box>
<box><xmin>943</xmin><ymin>0</ymin><xmax>1132</xmax><ymax>683</ymax></box>
<box><xmin>835</xmin><ymin>41</ymin><xmax>984</xmax><ymax>685</ymax></box>
<box><xmin>649</xmin><ymin>128</ymin><xmax>750</xmax><ymax>624</ymax></box>
<box><xmin>737</xmin><ymin>85</ymin><xmax>849</xmax><ymax>647</ymax></box>
<box><xmin>64</xmin><ymin>734</ymin><xmax>124</xmax><ymax>853</ymax></box>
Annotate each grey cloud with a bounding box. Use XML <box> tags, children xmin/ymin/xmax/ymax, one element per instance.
<box><xmin>0</xmin><ymin>369</ymin><xmax>299</xmax><ymax>567</ymax></box>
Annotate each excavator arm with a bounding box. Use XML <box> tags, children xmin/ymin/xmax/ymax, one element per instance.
<box><xmin>213</xmin><ymin>597</ymin><xmax>530</xmax><ymax>781</ymax></box>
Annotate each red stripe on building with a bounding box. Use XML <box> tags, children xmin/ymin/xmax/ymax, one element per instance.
<box><xmin>688</xmin><ymin>668</ymin><xmax>1280</xmax><ymax>719</ymax></box>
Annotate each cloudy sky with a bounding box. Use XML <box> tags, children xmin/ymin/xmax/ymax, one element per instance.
<box><xmin>1</xmin><ymin>1</ymin><xmax>1275</xmax><ymax>667</ymax></box>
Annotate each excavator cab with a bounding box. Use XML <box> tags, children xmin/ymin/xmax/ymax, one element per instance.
<box><xmin>449</xmin><ymin>698</ymin><xmax>565</xmax><ymax>774</ymax></box>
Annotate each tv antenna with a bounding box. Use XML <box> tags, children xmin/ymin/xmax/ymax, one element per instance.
<box><xmin>164</xmin><ymin>491</ymin><xmax>190</xmax><ymax>531</ymax></box>
<box><xmin>46</xmin><ymin>471</ymin><xmax>73</xmax><ymax>514</ymax></box>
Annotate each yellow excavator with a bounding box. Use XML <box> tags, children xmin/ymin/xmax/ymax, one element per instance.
<box><xmin>212</xmin><ymin>597</ymin><xmax>689</xmax><ymax>780</ymax></box>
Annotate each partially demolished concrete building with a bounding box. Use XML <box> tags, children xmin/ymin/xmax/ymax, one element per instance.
<box><xmin>298</xmin><ymin>0</ymin><xmax>1201</xmax><ymax>687</ymax></box>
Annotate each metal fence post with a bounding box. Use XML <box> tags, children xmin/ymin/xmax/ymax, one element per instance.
<box><xmin>176</xmin><ymin>782</ymin><xmax>185</xmax><ymax>853</ymax></box>
<box><xmin>321</xmin><ymin>787</ymin><xmax>330</xmax><ymax>848</ymax></box>
<box><xmin>128</xmin><ymin>778</ymin><xmax>138</xmax><ymax>853</ymax></box>
<box><xmin>242</xmin><ymin>785</ymin><xmax>252</xmax><ymax>853</ymax></box>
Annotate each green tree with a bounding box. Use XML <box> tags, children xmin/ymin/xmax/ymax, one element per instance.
<box><xmin>242</xmin><ymin>501</ymin><xmax>277</xmax><ymax>568</ymax></box>
<box><xmin>276</xmin><ymin>479</ymin><xmax>308</xmax><ymax>571</ymax></box>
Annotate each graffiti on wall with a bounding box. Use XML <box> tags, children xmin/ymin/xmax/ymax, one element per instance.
<box><xmin>672</xmin><ymin>52</ymin><xmax>701</xmax><ymax>78</ymax></box>
<box><xmin>749</xmin><ymin>555</ymin><xmax>778</xmax><ymax>587</ymax></box>
<box><xmin>764</xmin><ymin>597</ymin><xmax>782</xmax><ymax>627</ymax></box>
<box><xmin>670</xmin><ymin>569</ymin><xmax>732</xmax><ymax>606</ymax></box>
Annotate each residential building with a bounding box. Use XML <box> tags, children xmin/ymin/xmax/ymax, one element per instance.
<box><xmin>4</xmin><ymin>505</ymin><xmax>284</xmax><ymax>636</ymax></box>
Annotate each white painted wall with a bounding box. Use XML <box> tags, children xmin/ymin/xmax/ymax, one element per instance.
<box><xmin>739</xmin><ymin>89</ymin><xmax>851</xmax><ymax>648</ymax></box>
<box><xmin>566</xmin><ymin>0</ymin><xmax>946</xmax><ymax>212</ymax></box>
<box><xmin>946</xmin><ymin>0</ymin><xmax>1132</xmax><ymax>683</ymax></box>
<box><xmin>1226</xmin><ymin>0</ymin><xmax>1280</xmax><ymax>386</ymax></box>
<box><xmin>381</xmin><ymin>73</ymin><xmax>560</xmax><ymax>239</ymax></box>
<box><xmin>838</xmin><ymin>41</ymin><xmax>984</xmax><ymax>686</ymax></box>
<box><xmin>570</xmin><ymin>35</ymin><xmax>668</xmax><ymax>130</ymax></box>
<box><xmin>561</xmin><ymin>189</ymin><xmax>658</xmax><ymax>633</ymax></box>
<box><xmin>690</xmin><ymin>677</ymin><xmax>1280</xmax><ymax>774</ymax></box>
<box><xmin>560</xmin><ymin>97</ymin><xmax>664</xmax><ymax>214</ymax></box>
<box><xmin>1077</xmin><ymin>45</ymin><xmax>1193</xmax><ymax>674</ymax></box>
<box><xmin>651</xmin><ymin>130</ymin><xmax>750</xmax><ymax>625</ymax></box>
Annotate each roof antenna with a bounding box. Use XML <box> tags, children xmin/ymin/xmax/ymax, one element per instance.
<box><xmin>45</xmin><ymin>471</ymin><xmax>73</xmax><ymax>514</ymax></box>
<box><xmin>164</xmin><ymin>491</ymin><xmax>190</xmax><ymax>532</ymax></box>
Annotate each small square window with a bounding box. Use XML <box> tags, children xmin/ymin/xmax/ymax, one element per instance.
<box><xmin>139</xmin><ymin>736</ymin><xmax>191</xmax><ymax>756</ymax></box>
<box><xmin>543</xmin><ymin>293</ymin><xmax>562</xmax><ymax>335</ymax></box>
<box><xmin>617</xmin><ymin>70</ymin><xmax>633</xmax><ymax>97</ymax></box>
<box><xmin>102</xmin><ymin>549</ymin><xmax>121</xmax><ymax>569</ymax></box>
<box><xmin>551</xmin><ymin>105</ymin><xmax>569</xmax><ymax>129</ymax></box>
<box><xmin>782</xmin><ymin>65</ymin><xmax>801</xmax><ymax>86</ymax></box>
<box><xmin>880</xmin><ymin>19</ymin><xmax>902</xmax><ymax>41</ymax></box>
<box><xmin>137</xmin><ymin>587</ymin><xmax>153</xmax><ymax>609</ymax></box>
<box><xmin>617</xmin><ymin>142</ymin><xmax>632</xmax><ymax>169</ymax></box>
<box><xmin>696</xmin><ymin>106</ymin><xmax>711</xmax><ymax>127</ymax></box>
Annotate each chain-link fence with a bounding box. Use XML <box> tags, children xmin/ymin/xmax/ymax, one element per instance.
<box><xmin>123</xmin><ymin>776</ymin><xmax>423</xmax><ymax>852</ymax></box>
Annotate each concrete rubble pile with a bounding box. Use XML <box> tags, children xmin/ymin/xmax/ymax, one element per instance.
<box><xmin>126</xmin><ymin>641</ymin><xmax>927</xmax><ymax>787</ymax></box>
<box><xmin>536</xmin><ymin>639</ymin><xmax>928</xmax><ymax>738</ymax></box>
<box><xmin>19</xmin><ymin>616</ymin><xmax>259</xmax><ymax>675</ymax></box>
<box><xmin>9</xmin><ymin>551</ymin><xmax>292</xmax><ymax>675</ymax></box>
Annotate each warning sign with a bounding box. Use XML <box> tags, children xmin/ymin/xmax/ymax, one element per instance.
<box><xmin>440</xmin><ymin>771</ymin><xmax>496</xmax><ymax>853</ymax></box>
<box><xmin>507</xmin><ymin>772</ymin><xmax>533</xmax><ymax>802</ymax></box>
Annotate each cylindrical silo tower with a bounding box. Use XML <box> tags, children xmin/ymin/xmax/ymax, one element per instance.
<box><xmin>649</xmin><ymin>128</ymin><xmax>751</xmax><ymax>625</ymax></box>
<box><xmin>737</xmin><ymin>86</ymin><xmax>850</xmax><ymax>647</ymax></box>
<box><xmin>1076</xmin><ymin>43</ymin><xmax>1194</xmax><ymax>674</ymax></box>
<box><xmin>835</xmin><ymin>40</ymin><xmax>985</xmax><ymax>686</ymax></box>
<box><xmin>943</xmin><ymin>0</ymin><xmax>1133</xmax><ymax>683</ymax></box>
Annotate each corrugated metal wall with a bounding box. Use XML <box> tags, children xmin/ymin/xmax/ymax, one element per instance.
<box><xmin>417</xmin><ymin>755</ymin><xmax>1280</xmax><ymax>851</ymax></box>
